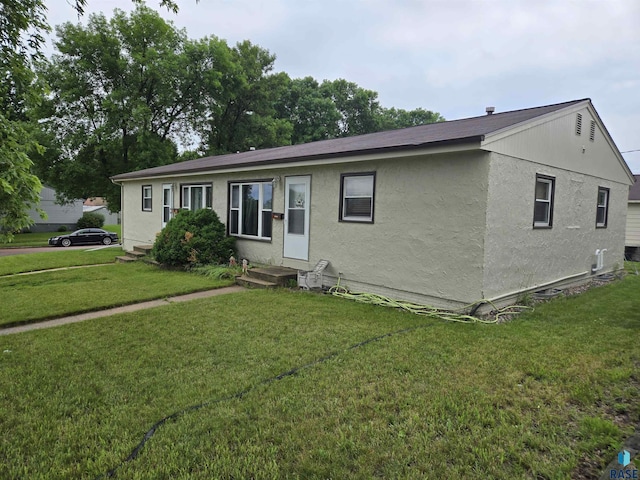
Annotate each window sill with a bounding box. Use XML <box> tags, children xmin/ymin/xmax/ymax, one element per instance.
<box><xmin>339</xmin><ymin>218</ymin><xmax>374</xmax><ymax>224</ymax></box>
<box><xmin>533</xmin><ymin>224</ymin><xmax>552</xmax><ymax>229</ymax></box>
<box><xmin>230</xmin><ymin>234</ymin><xmax>272</xmax><ymax>243</ymax></box>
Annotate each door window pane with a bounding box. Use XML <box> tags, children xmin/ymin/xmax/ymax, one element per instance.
<box><xmin>288</xmin><ymin>210</ymin><xmax>305</xmax><ymax>235</ymax></box>
<box><xmin>288</xmin><ymin>184</ymin><xmax>305</xmax><ymax>208</ymax></box>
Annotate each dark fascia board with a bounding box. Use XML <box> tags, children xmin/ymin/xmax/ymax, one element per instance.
<box><xmin>111</xmin><ymin>136</ymin><xmax>483</xmax><ymax>181</ymax></box>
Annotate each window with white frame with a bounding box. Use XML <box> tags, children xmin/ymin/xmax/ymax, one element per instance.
<box><xmin>229</xmin><ymin>181</ymin><xmax>272</xmax><ymax>239</ymax></box>
<box><xmin>533</xmin><ymin>175</ymin><xmax>554</xmax><ymax>228</ymax></box>
<box><xmin>596</xmin><ymin>187</ymin><xmax>609</xmax><ymax>228</ymax></box>
<box><xmin>181</xmin><ymin>184</ymin><xmax>212</xmax><ymax>211</ymax></box>
<box><xmin>142</xmin><ymin>185</ymin><xmax>152</xmax><ymax>211</ymax></box>
<box><xmin>340</xmin><ymin>172</ymin><xmax>375</xmax><ymax>223</ymax></box>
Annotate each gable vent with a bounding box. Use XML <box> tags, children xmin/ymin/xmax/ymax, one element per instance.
<box><xmin>589</xmin><ymin>120</ymin><xmax>596</xmax><ymax>141</ymax></box>
<box><xmin>575</xmin><ymin>113</ymin><xmax>582</xmax><ymax>135</ymax></box>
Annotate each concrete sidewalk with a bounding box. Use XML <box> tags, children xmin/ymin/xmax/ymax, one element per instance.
<box><xmin>0</xmin><ymin>285</ymin><xmax>246</xmax><ymax>336</ymax></box>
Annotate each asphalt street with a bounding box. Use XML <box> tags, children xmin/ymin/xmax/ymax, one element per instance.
<box><xmin>0</xmin><ymin>245</ymin><xmax>116</xmax><ymax>257</ymax></box>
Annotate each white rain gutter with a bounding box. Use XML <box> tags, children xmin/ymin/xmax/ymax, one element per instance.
<box><xmin>485</xmin><ymin>270</ymin><xmax>590</xmax><ymax>304</ymax></box>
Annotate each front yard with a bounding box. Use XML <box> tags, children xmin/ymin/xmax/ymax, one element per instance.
<box><xmin>0</xmin><ymin>257</ymin><xmax>638</xmax><ymax>478</ymax></box>
<box><xmin>0</xmin><ymin>262</ymin><xmax>235</xmax><ymax>327</ymax></box>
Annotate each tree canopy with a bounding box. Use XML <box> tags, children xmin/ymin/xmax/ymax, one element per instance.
<box><xmin>0</xmin><ymin>0</ymin><xmax>49</xmax><ymax>240</ymax></box>
<box><xmin>11</xmin><ymin>3</ymin><xmax>444</xmax><ymax>220</ymax></box>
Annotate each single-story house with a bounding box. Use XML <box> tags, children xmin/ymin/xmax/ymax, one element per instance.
<box><xmin>26</xmin><ymin>185</ymin><xmax>84</xmax><ymax>233</ymax></box>
<box><xmin>112</xmin><ymin>98</ymin><xmax>634</xmax><ymax>309</ymax></box>
<box><xmin>625</xmin><ymin>175</ymin><xmax>640</xmax><ymax>260</ymax></box>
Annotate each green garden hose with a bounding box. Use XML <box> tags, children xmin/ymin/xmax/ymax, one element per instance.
<box><xmin>329</xmin><ymin>277</ymin><xmax>532</xmax><ymax>324</ymax></box>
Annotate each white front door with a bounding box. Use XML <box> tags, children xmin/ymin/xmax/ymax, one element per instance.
<box><xmin>162</xmin><ymin>184</ymin><xmax>173</xmax><ymax>228</ymax></box>
<box><xmin>284</xmin><ymin>176</ymin><xmax>310</xmax><ymax>260</ymax></box>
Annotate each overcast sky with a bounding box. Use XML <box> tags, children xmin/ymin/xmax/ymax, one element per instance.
<box><xmin>47</xmin><ymin>0</ymin><xmax>640</xmax><ymax>173</ymax></box>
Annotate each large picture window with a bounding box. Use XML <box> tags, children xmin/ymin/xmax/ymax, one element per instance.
<box><xmin>533</xmin><ymin>174</ymin><xmax>555</xmax><ymax>228</ymax></box>
<box><xmin>339</xmin><ymin>172</ymin><xmax>375</xmax><ymax>223</ymax></box>
<box><xmin>596</xmin><ymin>187</ymin><xmax>609</xmax><ymax>228</ymax></box>
<box><xmin>181</xmin><ymin>184</ymin><xmax>212</xmax><ymax>211</ymax></box>
<box><xmin>229</xmin><ymin>181</ymin><xmax>272</xmax><ymax>239</ymax></box>
<box><xmin>142</xmin><ymin>185</ymin><xmax>152</xmax><ymax>211</ymax></box>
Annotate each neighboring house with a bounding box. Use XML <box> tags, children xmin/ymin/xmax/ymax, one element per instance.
<box><xmin>112</xmin><ymin>98</ymin><xmax>634</xmax><ymax>309</ymax></box>
<box><xmin>625</xmin><ymin>175</ymin><xmax>640</xmax><ymax>260</ymax></box>
<box><xmin>26</xmin><ymin>185</ymin><xmax>83</xmax><ymax>233</ymax></box>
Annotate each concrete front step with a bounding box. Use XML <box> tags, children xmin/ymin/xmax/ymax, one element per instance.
<box><xmin>246</xmin><ymin>266</ymin><xmax>298</xmax><ymax>286</ymax></box>
<box><xmin>133</xmin><ymin>245</ymin><xmax>153</xmax><ymax>255</ymax></box>
<box><xmin>236</xmin><ymin>275</ymin><xmax>278</xmax><ymax>289</ymax></box>
<box><xmin>116</xmin><ymin>256</ymin><xmax>137</xmax><ymax>263</ymax></box>
<box><xmin>116</xmin><ymin>244</ymin><xmax>154</xmax><ymax>264</ymax></box>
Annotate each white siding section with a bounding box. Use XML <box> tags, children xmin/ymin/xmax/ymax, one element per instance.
<box><xmin>483</xmin><ymin>105</ymin><xmax>631</xmax><ymax>184</ymax></box>
<box><xmin>626</xmin><ymin>203</ymin><xmax>640</xmax><ymax>247</ymax></box>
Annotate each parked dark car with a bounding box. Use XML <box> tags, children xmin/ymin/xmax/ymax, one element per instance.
<box><xmin>48</xmin><ymin>229</ymin><xmax>119</xmax><ymax>247</ymax></box>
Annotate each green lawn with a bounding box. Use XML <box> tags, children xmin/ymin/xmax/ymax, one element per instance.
<box><xmin>0</xmin><ymin>274</ymin><xmax>638</xmax><ymax>479</ymax></box>
<box><xmin>0</xmin><ymin>248</ymin><xmax>123</xmax><ymax>276</ymax></box>
<box><xmin>1</xmin><ymin>224</ymin><xmax>121</xmax><ymax>247</ymax></box>
<box><xmin>0</xmin><ymin>262</ymin><xmax>234</xmax><ymax>327</ymax></box>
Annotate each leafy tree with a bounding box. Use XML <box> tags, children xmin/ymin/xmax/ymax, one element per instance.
<box><xmin>200</xmin><ymin>41</ymin><xmax>292</xmax><ymax>155</ymax></box>
<box><xmin>275</xmin><ymin>76</ymin><xmax>341</xmax><ymax>144</ymax></box>
<box><xmin>34</xmin><ymin>7</ymin><xmax>209</xmax><ymax>208</ymax></box>
<box><xmin>275</xmin><ymin>77</ymin><xmax>445</xmax><ymax>144</ymax></box>
<box><xmin>152</xmin><ymin>209</ymin><xmax>235</xmax><ymax>267</ymax></box>
<box><xmin>319</xmin><ymin>79</ymin><xmax>381</xmax><ymax>137</ymax></box>
<box><xmin>1</xmin><ymin>0</ymin><xmax>189</xmax><ymax>241</ymax></box>
<box><xmin>0</xmin><ymin>0</ymin><xmax>50</xmax><ymax>241</ymax></box>
<box><xmin>378</xmin><ymin>106</ymin><xmax>445</xmax><ymax>130</ymax></box>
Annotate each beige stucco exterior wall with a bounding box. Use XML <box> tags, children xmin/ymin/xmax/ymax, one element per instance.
<box><xmin>626</xmin><ymin>203</ymin><xmax>640</xmax><ymax>247</ymax></box>
<box><xmin>222</xmin><ymin>151</ymin><xmax>490</xmax><ymax>306</ymax></box>
<box><xmin>119</xmin><ymin>151</ymin><xmax>491</xmax><ymax>307</ymax></box>
<box><xmin>482</xmin><ymin>152</ymin><xmax>628</xmax><ymax>300</ymax></box>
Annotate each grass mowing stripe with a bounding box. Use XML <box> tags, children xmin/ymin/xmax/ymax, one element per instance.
<box><xmin>99</xmin><ymin>324</ymin><xmax>429</xmax><ymax>479</ymax></box>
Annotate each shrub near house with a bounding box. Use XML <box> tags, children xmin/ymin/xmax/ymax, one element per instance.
<box><xmin>76</xmin><ymin>212</ymin><xmax>105</xmax><ymax>229</ymax></box>
<box><xmin>152</xmin><ymin>209</ymin><xmax>235</xmax><ymax>267</ymax></box>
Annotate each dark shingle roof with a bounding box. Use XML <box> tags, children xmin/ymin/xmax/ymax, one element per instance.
<box><xmin>630</xmin><ymin>175</ymin><xmax>640</xmax><ymax>201</ymax></box>
<box><xmin>112</xmin><ymin>99</ymin><xmax>588</xmax><ymax>181</ymax></box>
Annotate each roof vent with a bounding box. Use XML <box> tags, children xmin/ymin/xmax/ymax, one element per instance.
<box><xmin>486</xmin><ymin>106</ymin><xmax>495</xmax><ymax>115</ymax></box>
<box><xmin>576</xmin><ymin>113</ymin><xmax>582</xmax><ymax>135</ymax></box>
